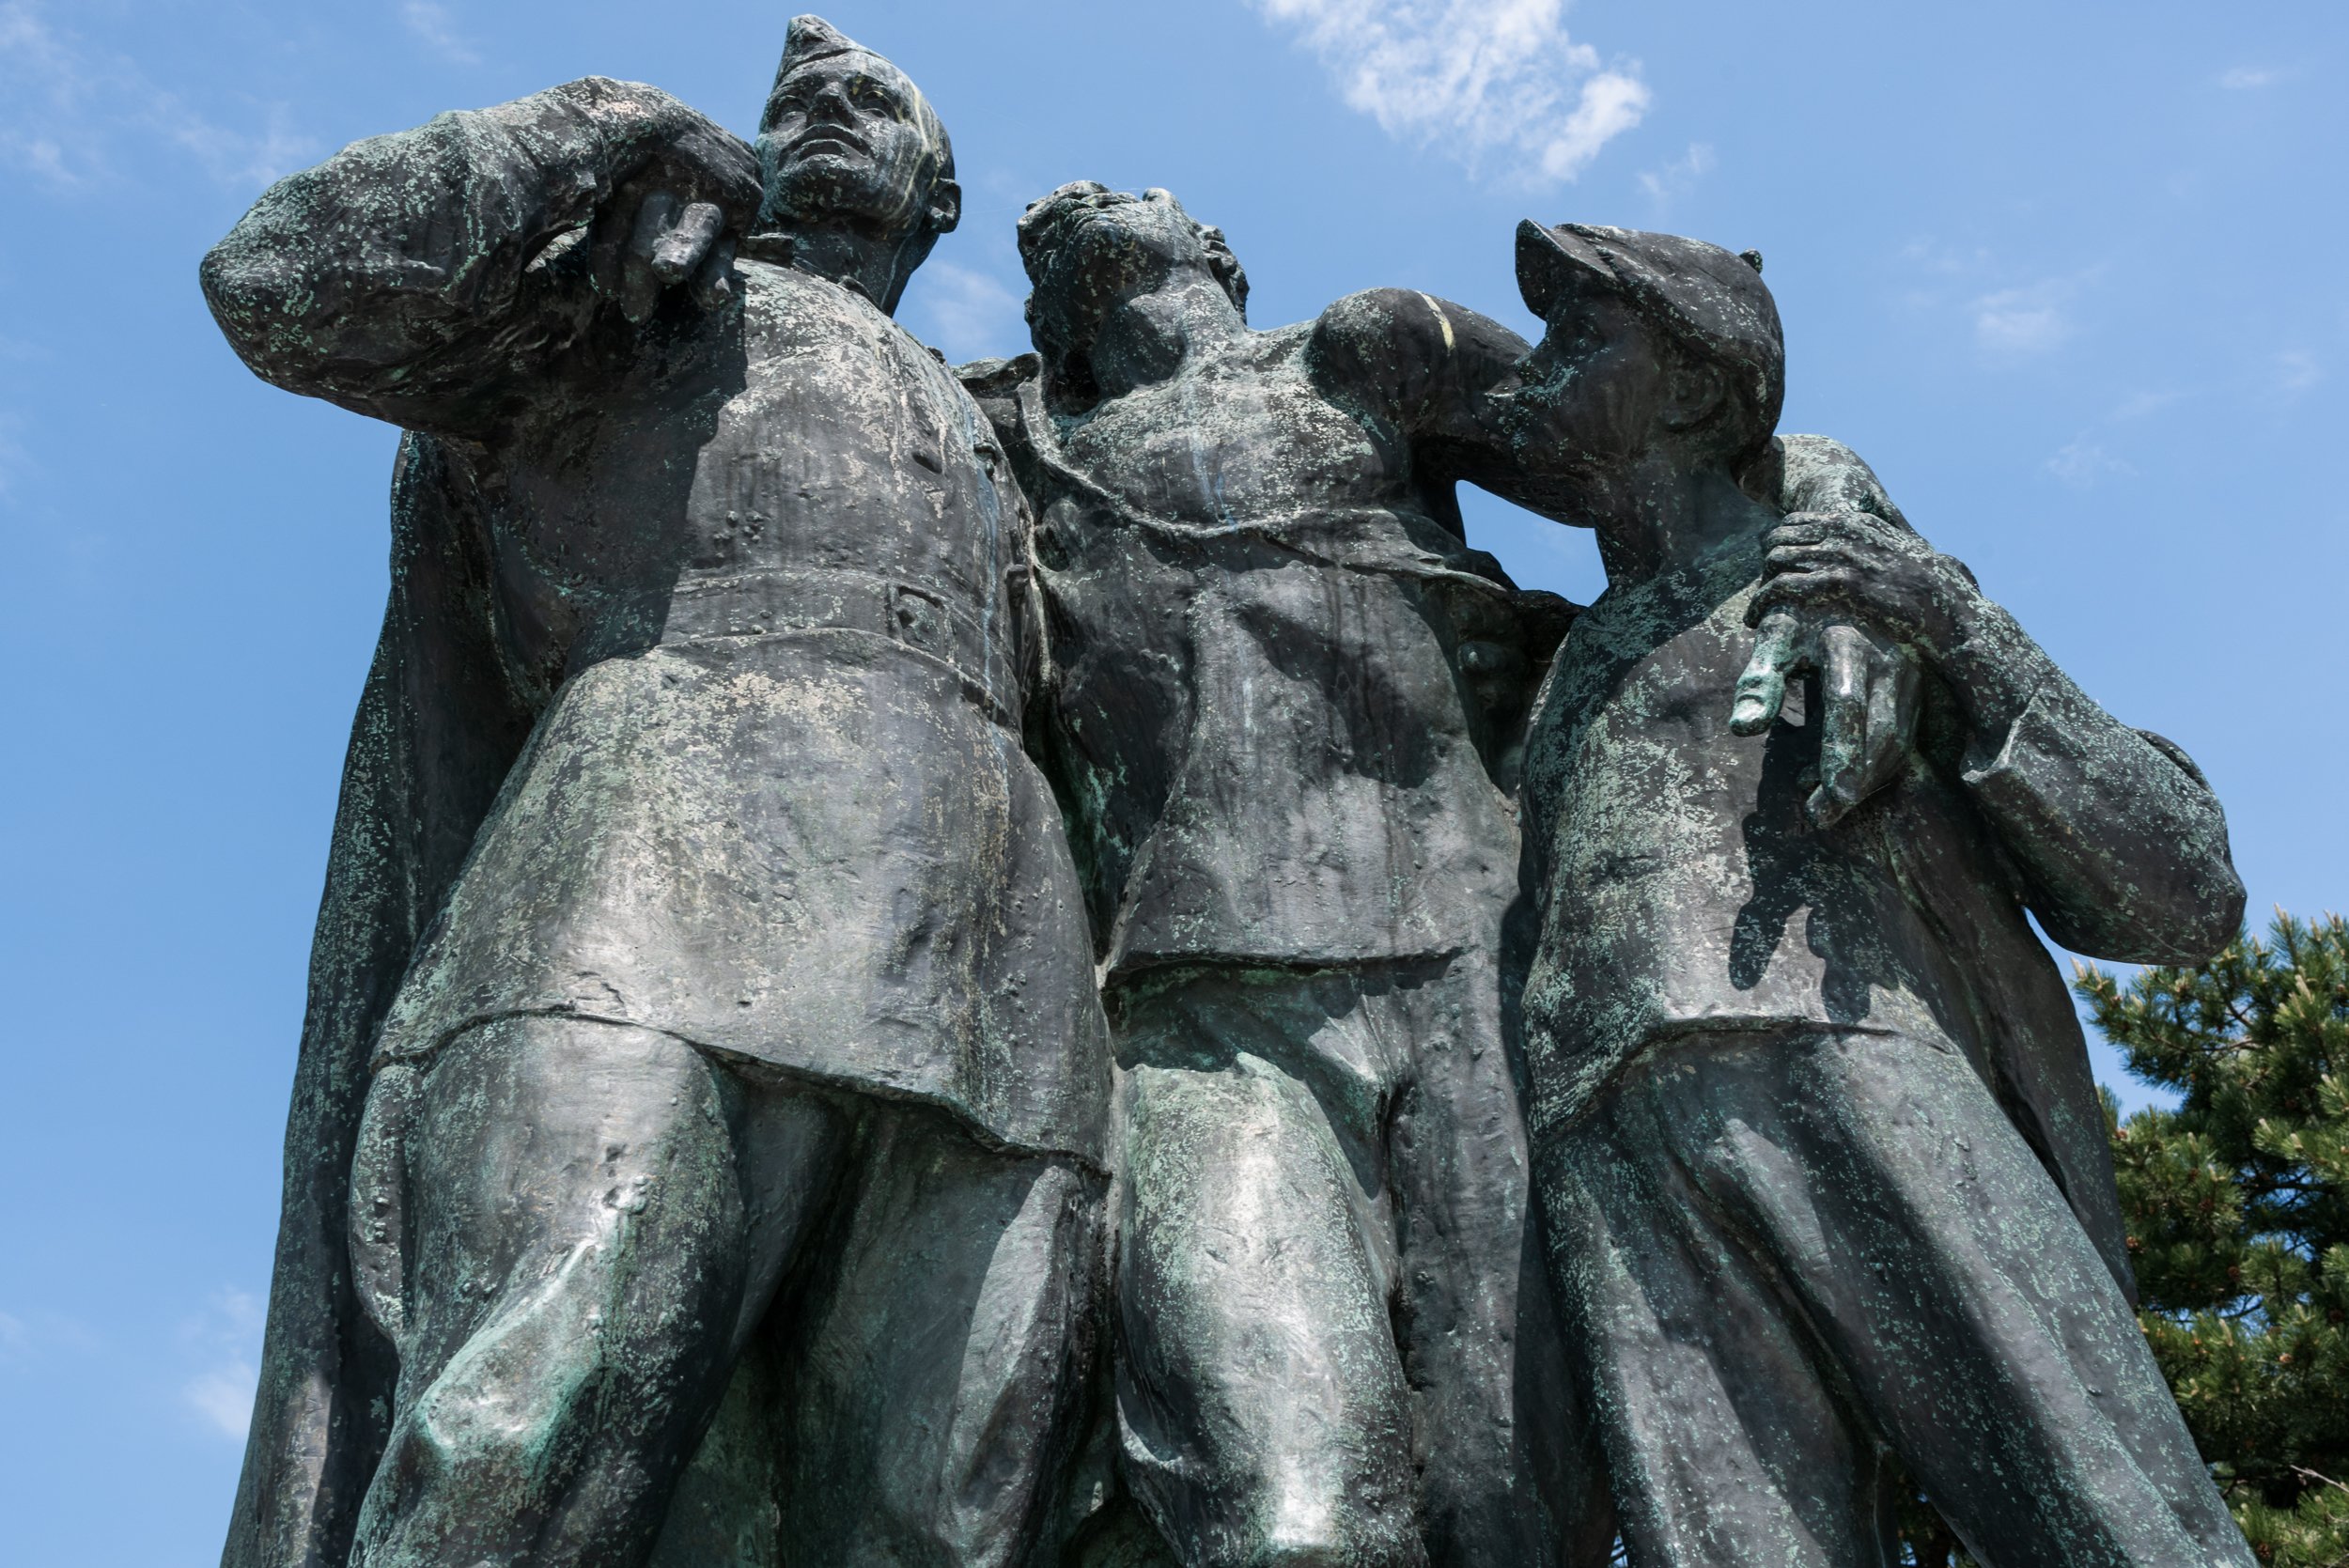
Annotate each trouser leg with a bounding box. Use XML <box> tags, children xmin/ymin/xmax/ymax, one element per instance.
<box><xmin>1548</xmin><ymin>1032</ymin><xmax>2252</xmax><ymax>1568</ymax></box>
<box><xmin>1111</xmin><ymin>974</ymin><xmax>1423</xmax><ymax>1568</ymax></box>
<box><xmin>349</xmin><ymin>1017</ymin><xmax>846</xmax><ymax>1568</ymax></box>
<box><xmin>1384</xmin><ymin>952</ymin><xmax>1610</xmax><ymax>1568</ymax></box>
<box><xmin>772</xmin><ymin>1110</ymin><xmax>1103</xmax><ymax>1568</ymax></box>
<box><xmin>1543</xmin><ymin>1096</ymin><xmax>1897</xmax><ymax>1568</ymax></box>
<box><xmin>1741</xmin><ymin>1032</ymin><xmax>2253</xmax><ymax>1568</ymax></box>
<box><xmin>645</xmin><ymin>1335</ymin><xmax>790</xmax><ymax>1568</ymax></box>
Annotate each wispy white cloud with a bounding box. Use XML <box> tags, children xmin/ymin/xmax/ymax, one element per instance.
<box><xmin>171</xmin><ymin>102</ymin><xmax>314</xmax><ymax>188</ymax></box>
<box><xmin>2046</xmin><ymin>437</ymin><xmax>2134</xmax><ymax>489</ymax></box>
<box><xmin>1897</xmin><ymin>242</ymin><xmax>2110</xmax><ymax>366</ymax></box>
<box><xmin>1249</xmin><ymin>0</ymin><xmax>1649</xmax><ymax>184</ymax></box>
<box><xmin>1637</xmin><ymin>141</ymin><xmax>1713</xmax><ymax>211</ymax></box>
<box><xmin>0</xmin><ymin>0</ymin><xmax>314</xmax><ymax>190</ymax></box>
<box><xmin>1973</xmin><ymin>280</ymin><xmax>2074</xmax><ymax>356</ymax></box>
<box><xmin>400</xmin><ymin>1</ymin><xmax>479</xmax><ymax>67</ymax></box>
<box><xmin>0</xmin><ymin>1305</ymin><xmax>101</xmax><ymax>1358</ymax></box>
<box><xmin>1898</xmin><ymin>241</ymin><xmax>2108</xmax><ymax>363</ymax></box>
<box><xmin>0</xmin><ymin>2</ymin><xmax>68</xmax><ymax>78</ymax></box>
<box><xmin>2108</xmin><ymin>386</ymin><xmax>2183</xmax><ymax>422</ymax></box>
<box><xmin>1898</xmin><ymin>236</ymin><xmax>1993</xmax><ymax>279</ymax></box>
<box><xmin>2036</xmin><ymin>382</ymin><xmax>2203</xmax><ymax>491</ymax></box>
<box><xmin>2219</xmin><ymin>66</ymin><xmax>2278</xmax><ymax>90</ymax></box>
<box><xmin>185</xmin><ymin>1359</ymin><xmax>258</xmax><ymax>1439</ymax></box>
<box><xmin>2269</xmin><ymin>348</ymin><xmax>2322</xmax><ymax>397</ymax></box>
<box><xmin>904</xmin><ymin>260</ymin><xmax>1029</xmax><ymax>364</ymax></box>
<box><xmin>177</xmin><ymin>1288</ymin><xmax>265</xmax><ymax>1440</ymax></box>
<box><xmin>216</xmin><ymin>1288</ymin><xmax>265</xmax><ymax>1337</ymax></box>
<box><xmin>0</xmin><ymin>0</ymin><xmax>106</xmax><ymax>185</ymax></box>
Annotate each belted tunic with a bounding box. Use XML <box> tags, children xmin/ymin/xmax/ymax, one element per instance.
<box><xmin>369</xmin><ymin>258</ymin><xmax>1103</xmax><ymax>1161</ymax></box>
<box><xmin>202</xmin><ymin>79</ymin><xmax>1108</xmax><ymax>1163</ymax></box>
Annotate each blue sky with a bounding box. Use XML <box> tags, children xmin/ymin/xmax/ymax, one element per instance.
<box><xmin>1</xmin><ymin>2</ymin><xmax>2341</xmax><ymax>1561</ymax></box>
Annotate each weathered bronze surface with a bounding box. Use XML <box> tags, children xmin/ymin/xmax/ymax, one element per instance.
<box><xmin>202</xmin><ymin>18</ymin><xmax>2252</xmax><ymax>1568</ymax></box>
<box><xmin>1508</xmin><ymin>222</ymin><xmax>2254</xmax><ymax>1568</ymax></box>
<box><xmin>204</xmin><ymin>20</ymin><xmax>1106</xmax><ymax>1568</ymax></box>
<box><xmin>976</xmin><ymin>180</ymin><xmax>1596</xmax><ymax>1568</ymax></box>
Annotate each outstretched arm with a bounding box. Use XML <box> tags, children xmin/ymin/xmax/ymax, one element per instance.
<box><xmin>1750</xmin><ymin>509</ymin><xmax>2246</xmax><ymax>962</ymax></box>
<box><xmin>201</xmin><ymin>77</ymin><xmax>758</xmax><ymax>439</ymax></box>
<box><xmin>1306</xmin><ymin>287</ymin><xmax>1586</xmax><ymax>518</ymax></box>
<box><xmin>1316</xmin><ymin>298</ymin><xmax>1929</xmax><ymax>810</ymax></box>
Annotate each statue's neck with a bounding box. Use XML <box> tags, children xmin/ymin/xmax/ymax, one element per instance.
<box><xmin>1087</xmin><ymin>276</ymin><xmax>1247</xmax><ymax>399</ymax></box>
<box><xmin>1590</xmin><ymin>458</ymin><xmax>1778</xmax><ymax>587</ymax></box>
<box><xmin>766</xmin><ymin>219</ymin><xmax>920</xmax><ymax>316</ymax></box>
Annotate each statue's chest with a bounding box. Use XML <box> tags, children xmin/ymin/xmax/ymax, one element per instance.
<box><xmin>714</xmin><ymin>284</ymin><xmax>972</xmax><ymax>481</ymax></box>
<box><xmin>487</xmin><ymin>270</ymin><xmax>1003</xmax><ymax>629</ymax></box>
<box><xmin>1062</xmin><ymin>369</ymin><xmax>1395</xmax><ymax>526</ymax></box>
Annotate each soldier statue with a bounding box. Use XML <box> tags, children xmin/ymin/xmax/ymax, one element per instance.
<box><xmin>202</xmin><ymin>19</ymin><xmax>1108</xmax><ymax>1568</ymax></box>
<box><xmin>975</xmin><ymin>177</ymin><xmax>1595</xmax><ymax>1568</ymax></box>
<box><xmin>1507</xmin><ymin>220</ymin><xmax>2254</xmax><ymax>1568</ymax></box>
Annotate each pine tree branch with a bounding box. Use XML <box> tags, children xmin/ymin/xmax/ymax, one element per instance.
<box><xmin>2292</xmin><ymin>1467</ymin><xmax>2349</xmax><ymax>1498</ymax></box>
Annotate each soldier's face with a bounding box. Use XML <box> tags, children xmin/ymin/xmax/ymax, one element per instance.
<box><xmin>759</xmin><ymin>54</ymin><xmax>944</xmax><ymax>235</ymax></box>
<box><xmin>1022</xmin><ymin>186</ymin><xmax>1206</xmax><ymax>350</ymax></box>
<box><xmin>1511</xmin><ymin>287</ymin><xmax>1675</xmax><ymax>474</ymax></box>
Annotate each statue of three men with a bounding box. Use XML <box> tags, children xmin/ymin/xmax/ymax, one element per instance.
<box><xmin>200</xmin><ymin>16</ymin><xmax>2255</xmax><ymax>1568</ymax></box>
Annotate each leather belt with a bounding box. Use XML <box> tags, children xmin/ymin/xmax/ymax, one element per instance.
<box><xmin>659</xmin><ymin>567</ymin><xmax>1020</xmax><ymax>725</ymax></box>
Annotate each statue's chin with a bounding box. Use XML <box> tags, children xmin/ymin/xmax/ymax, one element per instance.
<box><xmin>762</xmin><ymin>160</ymin><xmax>918</xmax><ymax>236</ymax></box>
<box><xmin>1034</xmin><ymin>280</ymin><xmax>1105</xmax><ymax>336</ymax></box>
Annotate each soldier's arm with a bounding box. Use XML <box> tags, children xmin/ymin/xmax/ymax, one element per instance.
<box><xmin>1750</xmin><ymin>510</ymin><xmax>2246</xmax><ymax>962</ymax></box>
<box><xmin>1947</xmin><ymin>613</ymin><xmax>2243</xmax><ymax>962</ymax></box>
<box><xmin>200</xmin><ymin>77</ymin><xmax>758</xmax><ymax>439</ymax></box>
<box><xmin>1306</xmin><ymin>287</ymin><xmax>1592</xmax><ymax>518</ymax></box>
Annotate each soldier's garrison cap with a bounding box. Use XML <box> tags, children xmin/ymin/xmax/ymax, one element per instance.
<box><xmin>763</xmin><ymin>14</ymin><xmax>952</xmax><ymax>168</ymax></box>
<box><xmin>1516</xmin><ymin>221</ymin><xmax>1784</xmax><ymax>442</ymax></box>
<box><xmin>777</xmin><ymin>14</ymin><xmax>885</xmax><ymax>71</ymax></box>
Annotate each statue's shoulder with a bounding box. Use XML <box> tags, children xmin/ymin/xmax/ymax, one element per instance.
<box><xmin>1307</xmin><ymin>287</ymin><xmax>1526</xmax><ymax>411</ymax></box>
<box><xmin>733</xmin><ymin>257</ymin><xmax>915</xmax><ymax>360</ymax></box>
<box><xmin>1773</xmin><ymin>433</ymin><xmax>1911</xmax><ymax>531</ymax></box>
<box><xmin>731</xmin><ymin>255</ymin><xmax>810</xmax><ymax>325</ymax></box>
<box><xmin>736</xmin><ymin>255</ymin><xmax>834</xmax><ymax>313</ymax></box>
<box><xmin>1315</xmin><ymin>286</ymin><xmax>1514</xmax><ymax>349</ymax></box>
<box><xmin>955</xmin><ymin>352</ymin><xmax>1042</xmax><ymax>455</ymax></box>
<box><xmin>1309</xmin><ymin>287</ymin><xmax>1431</xmax><ymax>365</ymax></box>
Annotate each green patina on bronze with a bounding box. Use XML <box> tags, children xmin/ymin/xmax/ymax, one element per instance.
<box><xmin>201</xmin><ymin>18</ymin><xmax>2251</xmax><ymax>1568</ymax></box>
<box><xmin>205</xmin><ymin>20</ymin><xmax>1106</xmax><ymax>1568</ymax></box>
<box><xmin>1508</xmin><ymin>221</ymin><xmax>2252</xmax><ymax>1568</ymax></box>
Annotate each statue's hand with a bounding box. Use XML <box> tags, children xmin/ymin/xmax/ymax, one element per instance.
<box><xmin>1731</xmin><ymin>509</ymin><xmax>1954</xmax><ymax>825</ymax></box>
<box><xmin>1732</xmin><ymin>607</ymin><xmax>1921</xmax><ymax>826</ymax></box>
<box><xmin>599</xmin><ymin>186</ymin><xmax>738</xmax><ymax>325</ymax></box>
<box><xmin>1747</xmin><ymin>509</ymin><xmax>1978</xmax><ymax>658</ymax></box>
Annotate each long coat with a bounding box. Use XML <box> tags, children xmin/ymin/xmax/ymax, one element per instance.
<box><xmin>200</xmin><ymin>78</ymin><xmax>1108</xmax><ymax>1568</ymax></box>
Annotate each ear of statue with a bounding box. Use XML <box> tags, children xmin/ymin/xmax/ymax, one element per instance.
<box><xmin>927</xmin><ymin>178</ymin><xmax>963</xmax><ymax>238</ymax></box>
<box><xmin>1200</xmin><ymin>225</ymin><xmax>1250</xmax><ymax>318</ymax></box>
<box><xmin>1661</xmin><ymin>360</ymin><xmax>1725</xmax><ymax>433</ymax></box>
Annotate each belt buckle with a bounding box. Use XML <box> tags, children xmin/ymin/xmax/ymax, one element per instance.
<box><xmin>888</xmin><ymin>582</ymin><xmax>953</xmax><ymax>663</ymax></box>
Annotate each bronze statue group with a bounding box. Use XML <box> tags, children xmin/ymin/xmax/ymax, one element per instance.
<box><xmin>201</xmin><ymin>17</ymin><xmax>2256</xmax><ymax>1568</ymax></box>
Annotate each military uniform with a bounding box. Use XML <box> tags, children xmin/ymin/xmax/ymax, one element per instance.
<box><xmin>205</xmin><ymin>55</ymin><xmax>1106</xmax><ymax>1568</ymax></box>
